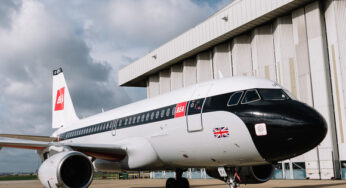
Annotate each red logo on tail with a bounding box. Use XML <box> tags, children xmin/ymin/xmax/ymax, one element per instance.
<box><xmin>54</xmin><ymin>87</ymin><xmax>65</xmax><ymax>111</ymax></box>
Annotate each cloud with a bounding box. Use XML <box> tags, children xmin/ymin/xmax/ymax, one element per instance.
<box><xmin>0</xmin><ymin>0</ymin><xmax>232</xmax><ymax>173</ymax></box>
<box><xmin>0</xmin><ymin>0</ymin><xmax>132</xmax><ymax>172</ymax></box>
<box><xmin>105</xmin><ymin>0</ymin><xmax>214</xmax><ymax>47</ymax></box>
<box><xmin>0</xmin><ymin>0</ymin><xmax>21</xmax><ymax>29</ymax></box>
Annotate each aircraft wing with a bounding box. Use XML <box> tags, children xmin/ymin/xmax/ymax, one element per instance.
<box><xmin>0</xmin><ymin>134</ymin><xmax>57</xmax><ymax>142</ymax></box>
<box><xmin>64</xmin><ymin>143</ymin><xmax>127</xmax><ymax>161</ymax></box>
<box><xmin>0</xmin><ymin>136</ymin><xmax>127</xmax><ymax>161</ymax></box>
<box><xmin>0</xmin><ymin>139</ymin><xmax>48</xmax><ymax>150</ymax></box>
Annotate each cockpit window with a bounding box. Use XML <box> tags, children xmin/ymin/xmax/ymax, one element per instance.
<box><xmin>283</xmin><ymin>89</ymin><xmax>297</xmax><ymax>100</ymax></box>
<box><xmin>227</xmin><ymin>91</ymin><xmax>243</xmax><ymax>106</ymax></box>
<box><xmin>241</xmin><ymin>89</ymin><xmax>260</xmax><ymax>104</ymax></box>
<box><xmin>257</xmin><ymin>89</ymin><xmax>290</xmax><ymax>100</ymax></box>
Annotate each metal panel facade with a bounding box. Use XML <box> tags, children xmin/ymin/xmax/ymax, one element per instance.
<box><xmin>196</xmin><ymin>51</ymin><xmax>213</xmax><ymax>83</ymax></box>
<box><xmin>324</xmin><ymin>0</ymin><xmax>346</xmax><ymax>164</ymax></box>
<box><xmin>120</xmin><ymin>0</ymin><xmax>346</xmax><ymax>180</ymax></box>
<box><xmin>170</xmin><ymin>64</ymin><xmax>183</xmax><ymax>91</ymax></box>
<box><xmin>119</xmin><ymin>0</ymin><xmax>313</xmax><ymax>86</ymax></box>
<box><xmin>273</xmin><ymin>15</ymin><xmax>298</xmax><ymax>97</ymax></box>
<box><xmin>213</xmin><ymin>43</ymin><xmax>232</xmax><ymax>79</ymax></box>
<box><xmin>183</xmin><ymin>58</ymin><xmax>197</xmax><ymax>87</ymax></box>
<box><xmin>251</xmin><ymin>24</ymin><xmax>277</xmax><ymax>80</ymax></box>
<box><xmin>231</xmin><ymin>35</ymin><xmax>253</xmax><ymax>76</ymax></box>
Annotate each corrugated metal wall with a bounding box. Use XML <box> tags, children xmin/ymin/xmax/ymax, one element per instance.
<box><xmin>119</xmin><ymin>0</ymin><xmax>314</xmax><ymax>86</ymax></box>
<box><xmin>141</xmin><ymin>0</ymin><xmax>346</xmax><ymax>180</ymax></box>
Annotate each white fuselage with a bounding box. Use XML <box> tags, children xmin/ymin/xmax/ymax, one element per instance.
<box><xmin>53</xmin><ymin>77</ymin><xmax>280</xmax><ymax>170</ymax></box>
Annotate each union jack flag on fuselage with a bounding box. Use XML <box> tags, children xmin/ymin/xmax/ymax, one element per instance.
<box><xmin>213</xmin><ymin>127</ymin><xmax>230</xmax><ymax>138</ymax></box>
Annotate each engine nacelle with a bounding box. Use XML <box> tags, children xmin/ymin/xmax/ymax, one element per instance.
<box><xmin>238</xmin><ymin>165</ymin><xmax>274</xmax><ymax>184</ymax></box>
<box><xmin>206</xmin><ymin>165</ymin><xmax>274</xmax><ymax>184</ymax></box>
<box><xmin>38</xmin><ymin>151</ymin><xmax>94</xmax><ymax>188</ymax></box>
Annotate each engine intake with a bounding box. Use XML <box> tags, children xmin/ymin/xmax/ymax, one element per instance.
<box><xmin>38</xmin><ymin>151</ymin><xmax>93</xmax><ymax>188</ymax></box>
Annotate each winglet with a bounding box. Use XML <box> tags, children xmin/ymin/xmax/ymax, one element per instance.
<box><xmin>52</xmin><ymin>68</ymin><xmax>79</xmax><ymax>128</ymax></box>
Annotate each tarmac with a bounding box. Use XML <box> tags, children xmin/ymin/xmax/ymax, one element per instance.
<box><xmin>1</xmin><ymin>179</ymin><xmax>346</xmax><ymax>188</ymax></box>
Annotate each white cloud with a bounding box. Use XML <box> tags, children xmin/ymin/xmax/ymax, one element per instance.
<box><xmin>0</xmin><ymin>0</ymin><xmax>132</xmax><ymax>172</ymax></box>
<box><xmin>105</xmin><ymin>0</ymin><xmax>214</xmax><ymax>47</ymax></box>
<box><xmin>0</xmin><ymin>0</ymin><xmax>232</xmax><ymax>173</ymax></box>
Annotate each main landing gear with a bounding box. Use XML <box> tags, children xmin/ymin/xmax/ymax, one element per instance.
<box><xmin>165</xmin><ymin>169</ymin><xmax>190</xmax><ymax>188</ymax></box>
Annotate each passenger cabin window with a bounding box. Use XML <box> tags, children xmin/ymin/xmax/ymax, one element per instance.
<box><xmin>141</xmin><ymin>114</ymin><xmax>145</xmax><ymax>122</ymax></box>
<box><xmin>171</xmin><ymin>107</ymin><xmax>176</xmax><ymax>116</ymax></box>
<box><xmin>150</xmin><ymin>112</ymin><xmax>155</xmax><ymax>120</ymax></box>
<box><xmin>227</xmin><ymin>91</ymin><xmax>243</xmax><ymax>106</ymax></box>
<box><xmin>188</xmin><ymin>98</ymin><xmax>204</xmax><ymax>115</ymax></box>
<box><xmin>258</xmin><ymin>89</ymin><xmax>290</xmax><ymax>100</ymax></box>
<box><xmin>242</xmin><ymin>90</ymin><xmax>260</xmax><ymax>104</ymax></box>
<box><xmin>160</xmin><ymin>109</ymin><xmax>165</xmax><ymax>118</ymax></box>
<box><xmin>166</xmin><ymin>108</ymin><xmax>170</xmax><ymax>117</ymax></box>
<box><xmin>146</xmin><ymin>113</ymin><xmax>150</xmax><ymax>121</ymax></box>
<box><xmin>155</xmin><ymin>111</ymin><xmax>160</xmax><ymax>119</ymax></box>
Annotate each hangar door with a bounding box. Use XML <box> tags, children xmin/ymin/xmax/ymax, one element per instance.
<box><xmin>187</xmin><ymin>84</ymin><xmax>212</xmax><ymax>132</ymax></box>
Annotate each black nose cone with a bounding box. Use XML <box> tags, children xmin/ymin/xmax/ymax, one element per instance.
<box><xmin>235</xmin><ymin>100</ymin><xmax>328</xmax><ymax>162</ymax></box>
<box><xmin>266</xmin><ymin>103</ymin><xmax>328</xmax><ymax>161</ymax></box>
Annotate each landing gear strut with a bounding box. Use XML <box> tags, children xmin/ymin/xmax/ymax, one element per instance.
<box><xmin>165</xmin><ymin>169</ymin><xmax>190</xmax><ymax>188</ymax></box>
<box><xmin>225</xmin><ymin>168</ymin><xmax>241</xmax><ymax>188</ymax></box>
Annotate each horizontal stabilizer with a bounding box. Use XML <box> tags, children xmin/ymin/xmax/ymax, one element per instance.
<box><xmin>0</xmin><ymin>134</ymin><xmax>57</xmax><ymax>142</ymax></box>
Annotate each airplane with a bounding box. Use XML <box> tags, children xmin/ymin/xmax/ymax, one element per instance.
<box><xmin>0</xmin><ymin>68</ymin><xmax>327</xmax><ymax>188</ymax></box>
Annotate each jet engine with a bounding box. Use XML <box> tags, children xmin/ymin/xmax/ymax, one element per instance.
<box><xmin>237</xmin><ymin>164</ymin><xmax>274</xmax><ymax>184</ymax></box>
<box><xmin>38</xmin><ymin>151</ymin><xmax>94</xmax><ymax>188</ymax></box>
<box><xmin>206</xmin><ymin>164</ymin><xmax>274</xmax><ymax>184</ymax></box>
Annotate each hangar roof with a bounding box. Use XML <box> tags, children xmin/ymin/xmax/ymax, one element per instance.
<box><xmin>118</xmin><ymin>0</ymin><xmax>313</xmax><ymax>87</ymax></box>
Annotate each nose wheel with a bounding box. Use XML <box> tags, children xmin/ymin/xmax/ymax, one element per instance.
<box><xmin>165</xmin><ymin>169</ymin><xmax>190</xmax><ymax>188</ymax></box>
<box><xmin>225</xmin><ymin>168</ymin><xmax>241</xmax><ymax>188</ymax></box>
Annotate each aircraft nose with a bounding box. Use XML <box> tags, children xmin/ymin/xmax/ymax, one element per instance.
<box><xmin>237</xmin><ymin>101</ymin><xmax>328</xmax><ymax>162</ymax></box>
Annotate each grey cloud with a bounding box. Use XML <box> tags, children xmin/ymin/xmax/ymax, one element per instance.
<box><xmin>0</xmin><ymin>0</ymin><xmax>21</xmax><ymax>28</ymax></box>
<box><xmin>0</xmin><ymin>149</ymin><xmax>41</xmax><ymax>173</ymax></box>
<box><xmin>0</xmin><ymin>0</ymin><xmax>229</xmax><ymax>173</ymax></box>
<box><xmin>90</xmin><ymin>0</ymin><xmax>216</xmax><ymax>48</ymax></box>
<box><xmin>0</xmin><ymin>0</ymin><xmax>131</xmax><ymax>172</ymax></box>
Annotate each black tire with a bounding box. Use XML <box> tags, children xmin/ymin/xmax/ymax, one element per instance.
<box><xmin>177</xmin><ymin>178</ymin><xmax>190</xmax><ymax>188</ymax></box>
<box><xmin>166</xmin><ymin>178</ymin><xmax>177</xmax><ymax>188</ymax></box>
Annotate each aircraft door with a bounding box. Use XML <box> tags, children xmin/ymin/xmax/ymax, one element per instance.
<box><xmin>187</xmin><ymin>84</ymin><xmax>212</xmax><ymax>132</ymax></box>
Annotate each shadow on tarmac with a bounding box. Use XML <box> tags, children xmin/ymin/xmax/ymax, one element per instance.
<box><xmin>273</xmin><ymin>182</ymin><xmax>346</xmax><ymax>188</ymax></box>
<box><xmin>132</xmin><ymin>184</ymin><xmax>223</xmax><ymax>188</ymax></box>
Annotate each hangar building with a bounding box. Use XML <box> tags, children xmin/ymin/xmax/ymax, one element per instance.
<box><xmin>118</xmin><ymin>0</ymin><xmax>346</xmax><ymax>180</ymax></box>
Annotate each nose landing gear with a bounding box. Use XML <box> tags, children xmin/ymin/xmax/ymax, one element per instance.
<box><xmin>216</xmin><ymin>167</ymin><xmax>241</xmax><ymax>188</ymax></box>
<box><xmin>225</xmin><ymin>169</ymin><xmax>241</xmax><ymax>188</ymax></box>
<box><xmin>165</xmin><ymin>169</ymin><xmax>190</xmax><ymax>188</ymax></box>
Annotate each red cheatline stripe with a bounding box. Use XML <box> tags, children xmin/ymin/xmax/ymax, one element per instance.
<box><xmin>1</xmin><ymin>145</ymin><xmax>45</xmax><ymax>150</ymax></box>
<box><xmin>82</xmin><ymin>151</ymin><xmax>126</xmax><ymax>161</ymax></box>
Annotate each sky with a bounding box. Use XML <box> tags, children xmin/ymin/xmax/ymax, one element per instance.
<box><xmin>0</xmin><ymin>0</ymin><xmax>232</xmax><ymax>173</ymax></box>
